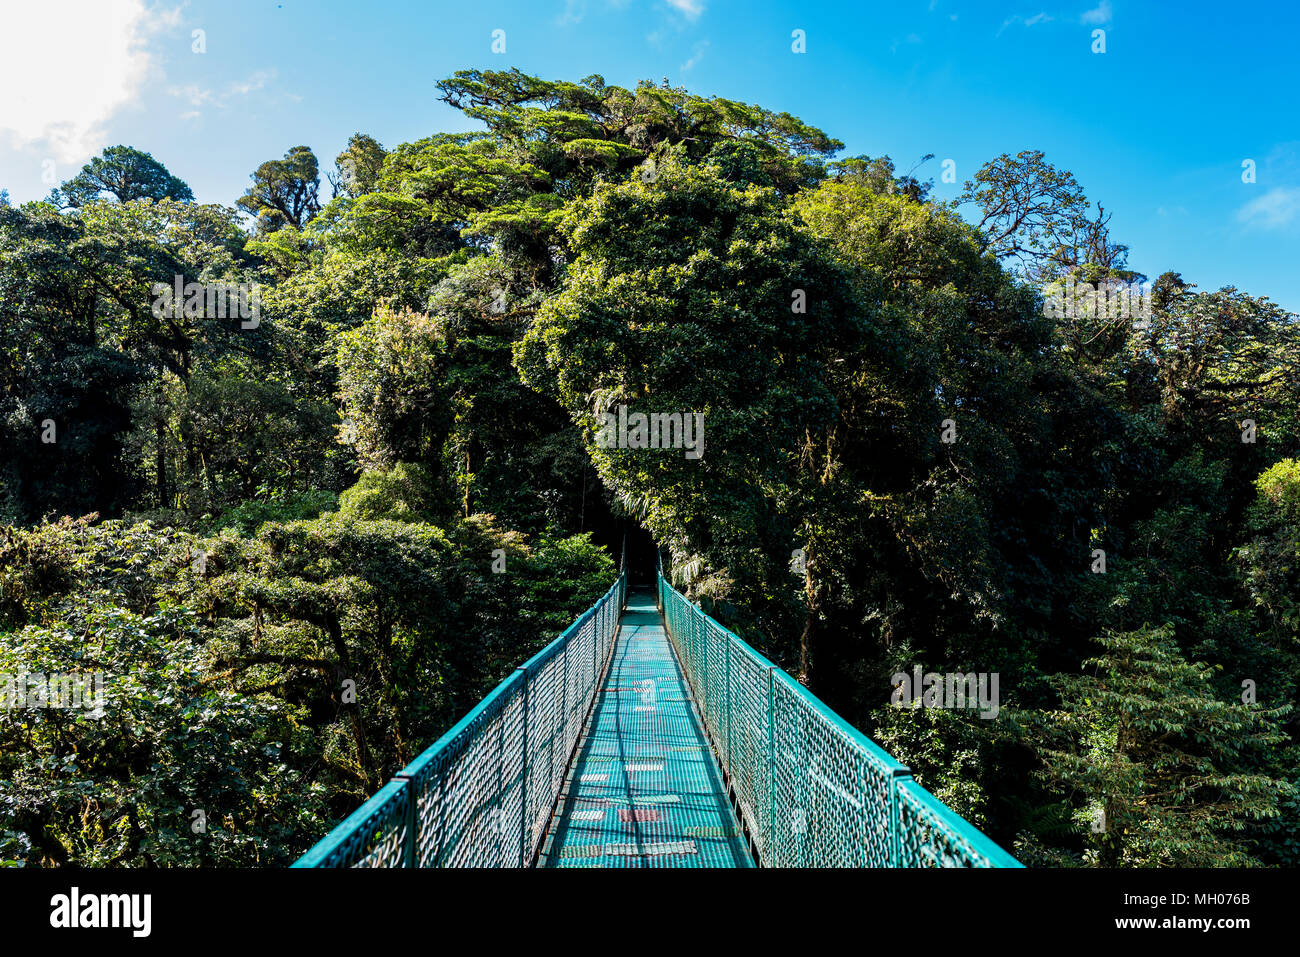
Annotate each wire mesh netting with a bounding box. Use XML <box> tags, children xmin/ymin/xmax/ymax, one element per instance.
<box><xmin>656</xmin><ymin>565</ymin><xmax>1021</xmax><ymax>869</ymax></box>
<box><xmin>294</xmin><ymin>572</ymin><xmax>626</xmax><ymax>868</ymax></box>
<box><xmin>294</xmin><ymin>553</ymin><xmax>1020</xmax><ymax>868</ymax></box>
<box><xmin>538</xmin><ymin>589</ymin><xmax>754</xmax><ymax>868</ymax></box>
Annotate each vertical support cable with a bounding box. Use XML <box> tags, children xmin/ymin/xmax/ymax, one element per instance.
<box><xmin>517</xmin><ymin>666</ymin><xmax>529</xmax><ymax>866</ymax></box>
<box><xmin>397</xmin><ymin>775</ymin><xmax>416</xmax><ymax>868</ymax></box>
<box><xmin>890</xmin><ymin>767</ymin><xmax>910</xmax><ymax>868</ymax></box>
<box><xmin>434</xmin><ymin>765</ymin><xmax>447</xmax><ymax>867</ymax></box>
<box><xmin>495</xmin><ymin>704</ymin><xmax>504</xmax><ymax>866</ymax></box>
<box><xmin>766</xmin><ymin>665</ymin><xmax>776</xmax><ymax>866</ymax></box>
<box><xmin>725</xmin><ymin>634</ymin><xmax>732</xmax><ymax>772</ymax></box>
<box><xmin>700</xmin><ymin>607</ymin><xmax>709</xmax><ymax>724</ymax></box>
<box><xmin>561</xmin><ymin>637</ymin><xmax>568</xmax><ymax>757</ymax></box>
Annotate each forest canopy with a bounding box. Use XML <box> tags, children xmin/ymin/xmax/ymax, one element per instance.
<box><xmin>1</xmin><ymin>69</ymin><xmax>1297</xmax><ymax>867</ymax></box>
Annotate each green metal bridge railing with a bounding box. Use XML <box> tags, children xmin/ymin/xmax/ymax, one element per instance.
<box><xmin>656</xmin><ymin>562</ymin><xmax>1021</xmax><ymax>868</ymax></box>
<box><xmin>293</xmin><ymin>568</ymin><xmax>627</xmax><ymax>868</ymax></box>
<box><xmin>294</xmin><ymin>541</ymin><xmax>1019</xmax><ymax>868</ymax></box>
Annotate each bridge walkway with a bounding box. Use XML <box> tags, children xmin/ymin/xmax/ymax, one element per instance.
<box><xmin>538</xmin><ymin>587</ymin><xmax>753</xmax><ymax>867</ymax></box>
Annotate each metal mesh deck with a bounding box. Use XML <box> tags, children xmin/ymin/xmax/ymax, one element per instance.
<box><xmin>539</xmin><ymin>588</ymin><xmax>754</xmax><ymax>868</ymax></box>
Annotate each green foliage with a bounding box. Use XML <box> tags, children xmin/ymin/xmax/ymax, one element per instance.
<box><xmin>956</xmin><ymin>149</ymin><xmax>1133</xmax><ymax>282</ymax></box>
<box><xmin>517</xmin><ymin>153</ymin><xmax>868</xmax><ymax>661</ymax></box>
<box><xmin>330</xmin><ymin>133</ymin><xmax>387</xmax><ymax>199</ymax></box>
<box><xmin>2</xmin><ymin>68</ymin><xmax>1297</xmax><ymax>869</ymax></box>
<box><xmin>338</xmin><ymin>463</ymin><xmax>441</xmax><ymax>523</ymax></box>
<box><xmin>871</xmin><ymin>706</ymin><xmax>1005</xmax><ymax>829</ymax></box>
<box><xmin>52</xmin><ymin>145</ymin><xmax>195</xmax><ymax>208</ymax></box>
<box><xmin>1237</xmin><ymin>459</ymin><xmax>1300</xmax><ymax>644</ymax></box>
<box><xmin>0</xmin><ymin>604</ymin><xmax>320</xmax><ymax>866</ymax></box>
<box><xmin>201</xmin><ymin>490</ymin><xmax>339</xmax><ymax>537</ymax></box>
<box><xmin>236</xmin><ymin>146</ymin><xmax>322</xmax><ymax>233</ymax></box>
<box><xmin>436</xmin><ymin>68</ymin><xmax>840</xmax><ymax>198</ymax></box>
<box><xmin>1038</xmin><ymin>624</ymin><xmax>1291</xmax><ymax>866</ymax></box>
<box><xmin>0</xmin><ymin>516</ymin><xmax>612</xmax><ymax>865</ymax></box>
<box><xmin>335</xmin><ymin>306</ymin><xmax>456</xmax><ymax>472</ymax></box>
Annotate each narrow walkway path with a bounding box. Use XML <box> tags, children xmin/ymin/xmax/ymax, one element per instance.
<box><xmin>539</xmin><ymin>587</ymin><xmax>754</xmax><ymax>867</ymax></box>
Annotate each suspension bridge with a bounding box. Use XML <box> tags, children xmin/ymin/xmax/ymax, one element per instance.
<box><xmin>294</xmin><ymin>549</ymin><xmax>1021</xmax><ymax>868</ymax></box>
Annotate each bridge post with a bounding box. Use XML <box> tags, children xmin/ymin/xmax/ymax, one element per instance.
<box><xmin>517</xmin><ymin>666</ymin><xmax>529</xmax><ymax>866</ymax></box>
<box><xmin>766</xmin><ymin>665</ymin><xmax>776</xmax><ymax>866</ymax></box>
<box><xmin>393</xmin><ymin>774</ymin><xmax>416</xmax><ymax>868</ymax></box>
<box><xmin>561</xmin><ymin>637</ymin><xmax>568</xmax><ymax>758</ymax></box>
<box><xmin>702</xmin><ymin>605</ymin><xmax>712</xmax><ymax>717</ymax></box>
<box><xmin>889</xmin><ymin>766</ymin><xmax>911</xmax><ymax>867</ymax></box>
<box><xmin>495</xmin><ymin>706</ymin><xmax>505</xmax><ymax>866</ymax></box>
<box><xmin>692</xmin><ymin>605</ymin><xmax>699</xmax><ymax>687</ymax></box>
<box><xmin>725</xmin><ymin>630</ymin><xmax>732</xmax><ymax>771</ymax></box>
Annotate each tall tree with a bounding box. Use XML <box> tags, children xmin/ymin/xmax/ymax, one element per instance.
<box><xmin>516</xmin><ymin>153</ymin><xmax>872</xmax><ymax>667</ymax></box>
<box><xmin>52</xmin><ymin>145</ymin><xmax>194</xmax><ymax>208</ymax></box>
<box><xmin>236</xmin><ymin>146</ymin><xmax>322</xmax><ymax>233</ymax></box>
<box><xmin>1040</xmin><ymin>623</ymin><xmax>1290</xmax><ymax>866</ymax></box>
<box><xmin>329</xmin><ymin>133</ymin><xmax>387</xmax><ymax>199</ymax></box>
<box><xmin>958</xmin><ymin>150</ymin><xmax>1089</xmax><ymax>280</ymax></box>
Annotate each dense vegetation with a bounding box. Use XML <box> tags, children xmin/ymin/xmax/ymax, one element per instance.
<box><xmin>2</xmin><ymin>70</ymin><xmax>1297</xmax><ymax>867</ymax></box>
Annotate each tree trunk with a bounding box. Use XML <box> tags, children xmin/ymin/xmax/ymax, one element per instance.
<box><xmin>798</xmin><ymin>555</ymin><xmax>817</xmax><ymax>686</ymax></box>
<box><xmin>154</xmin><ymin>403</ymin><xmax>169</xmax><ymax>509</ymax></box>
<box><xmin>326</xmin><ymin>613</ymin><xmax>377</xmax><ymax>789</ymax></box>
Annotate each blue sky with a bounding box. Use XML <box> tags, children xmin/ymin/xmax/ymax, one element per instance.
<box><xmin>2</xmin><ymin>0</ymin><xmax>1297</xmax><ymax>309</ymax></box>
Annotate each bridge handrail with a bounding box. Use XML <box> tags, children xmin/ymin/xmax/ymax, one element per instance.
<box><xmin>294</xmin><ymin>569</ymin><xmax>627</xmax><ymax>867</ymax></box>
<box><xmin>656</xmin><ymin>565</ymin><xmax>1021</xmax><ymax>868</ymax></box>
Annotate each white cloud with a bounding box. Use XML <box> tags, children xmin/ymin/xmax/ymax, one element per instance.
<box><xmin>229</xmin><ymin>71</ymin><xmax>274</xmax><ymax>96</ymax></box>
<box><xmin>1081</xmin><ymin>1</ymin><xmax>1113</xmax><ymax>25</ymax></box>
<box><xmin>558</xmin><ymin>0</ymin><xmax>586</xmax><ymax>25</ymax></box>
<box><xmin>1237</xmin><ymin>187</ymin><xmax>1300</xmax><ymax>229</ymax></box>
<box><xmin>999</xmin><ymin>12</ymin><xmax>1054</xmax><ymax>34</ymax></box>
<box><xmin>681</xmin><ymin>41</ymin><xmax>708</xmax><ymax>71</ymax></box>
<box><xmin>167</xmin><ymin>69</ymin><xmax>278</xmax><ymax>115</ymax></box>
<box><xmin>0</xmin><ymin>0</ymin><xmax>170</xmax><ymax>163</ymax></box>
<box><xmin>664</xmin><ymin>0</ymin><xmax>704</xmax><ymax>20</ymax></box>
